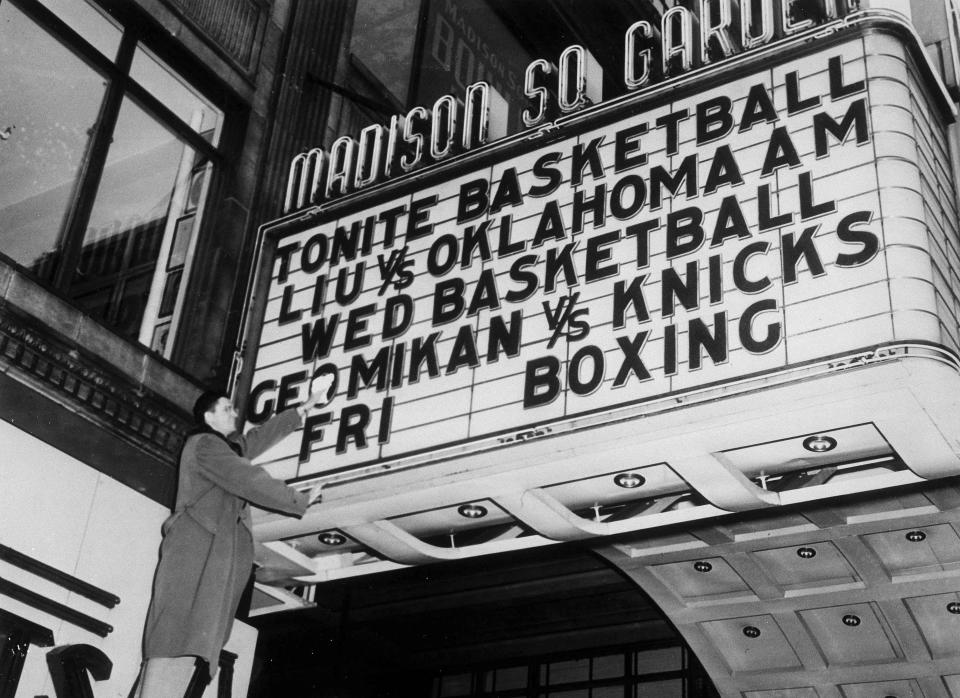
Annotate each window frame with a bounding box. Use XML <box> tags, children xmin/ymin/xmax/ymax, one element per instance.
<box><xmin>2</xmin><ymin>0</ymin><xmax>225</xmax><ymax>356</ymax></box>
<box><xmin>430</xmin><ymin>640</ymin><xmax>718</xmax><ymax>698</ymax></box>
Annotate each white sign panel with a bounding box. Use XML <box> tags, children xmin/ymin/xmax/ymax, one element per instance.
<box><xmin>249</xmin><ymin>37</ymin><xmax>922</xmax><ymax>479</ymax></box>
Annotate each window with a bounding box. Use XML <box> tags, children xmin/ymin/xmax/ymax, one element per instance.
<box><xmin>350</xmin><ymin>0</ymin><xmax>421</xmax><ymax>106</ymax></box>
<box><xmin>343</xmin><ymin>0</ymin><xmax>533</xmax><ymax>136</ymax></box>
<box><xmin>0</xmin><ymin>0</ymin><xmax>223</xmax><ymax>355</ymax></box>
<box><xmin>431</xmin><ymin>643</ymin><xmax>718</xmax><ymax>697</ymax></box>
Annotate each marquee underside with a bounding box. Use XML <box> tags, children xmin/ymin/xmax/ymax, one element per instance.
<box><xmin>251</xmin><ymin>347</ymin><xmax>960</xmax><ymax>585</ymax></box>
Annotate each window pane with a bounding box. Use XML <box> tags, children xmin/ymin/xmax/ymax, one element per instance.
<box><xmin>634</xmin><ymin>647</ymin><xmax>682</xmax><ymax>675</ymax></box>
<box><xmin>548</xmin><ymin>658</ymin><xmax>589</xmax><ymax>684</ymax></box>
<box><xmin>414</xmin><ymin>0</ymin><xmax>532</xmax><ymax>132</ymax></box>
<box><xmin>635</xmin><ymin>679</ymin><xmax>682</xmax><ymax>697</ymax></box>
<box><xmin>39</xmin><ymin>0</ymin><xmax>122</xmax><ymax>58</ymax></box>
<box><xmin>350</xmin><ymin>0</ymin><xmax>420</xmax><ymax>104</ymax></box>
<box><xmin>130</xmin><ymin>45</ymin><xmax>223</xmax><ymax>143</ymax></box>
<box><xmin>151</xmin><ymin>321</ymin><xmax>171</xmax><ymax>355</ymax></box>
<box><xmin>592</xmin><ymin>687</ymin><xmax>624</xmax><ymax>698</ymax></box>
<box><xmin>437</xmin><ymin>673</ymin><xmax>471</xmax><ymax>696</ymax></box>
<box><xmin>70</xmin><ymin>97</ymin><xmax>199</xmax><ymax>338</ymax></box>
<box><xmin>0</xmin><ymin>1</ymin><xmax>106</xmax><ymax>277</ymax></box>
<box><xmin>593</xmin><ymin>654</ymin><xmax>625</xmax><ymax>680</ymax></box>
<box><xmin>495</xmin><ymin>665</ymin><xmax>528</xmax><ymax>690</ymax></box>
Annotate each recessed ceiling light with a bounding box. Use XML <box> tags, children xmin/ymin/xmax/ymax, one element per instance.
<box><xmin>457</xmin><ymin>503</ymin><xmax>488</xmax><ymax>519</ymax></box>
<box><xmin>614</xmin><ymin>472</ymin><xmax>645</xmax><ymax>489</ymax></box>
<box><xmin>693</xmin><ymin>560</ymin><xmax>712</xmax><ymax>573</ymax></box>
<box><xmin>797</xmin><ymin>547</ymin><xmax>816</xmax><ymax>559</ymax></box>
<box><xmin>318</xmin><ymin>531</ymin><xmax>346</xmax><ymax>546</ymax></box>
<box><xmin>842</xmin><ymin>614</ymin><xmax>861</xmax><ymax>627</ymax></box>
<box><xmin>742</xmin><ymin>626</ymin><xmax>761</xmax><ymax>638</ymax></box>
<box><xmin>947</xmin><ymin>601</ymin><xmax>960</xmax><ymax>615</ymax></box>
<box><xmin>905</xmin><ymin>530</ymin><xmax>927</xmax><ymax>543</ymax></box>
<box><xmin>802</xmin><ymin>435</ymin><xmax>837</xmax><ymax>453</ymax></box>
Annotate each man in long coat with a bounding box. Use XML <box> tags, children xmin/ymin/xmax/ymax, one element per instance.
<box><xmin>134</xmin><ymin>378</ymin><xmax>331</xmax><ymax>697</ymax></box>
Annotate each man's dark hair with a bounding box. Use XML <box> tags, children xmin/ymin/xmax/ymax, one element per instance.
<box><xmin>192</xmin><ymin>390</ymin><xmax>227</xmax><ymax>426</ymax></box>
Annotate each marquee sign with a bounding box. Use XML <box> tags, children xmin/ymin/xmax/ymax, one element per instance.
<box><xmin>283</xmin><ymin>0</ymin><xmax>861</xmax><ymax>211</ymax></box>
<box><xmin>245</xmin><ymin>28</ymin><xmax>941</xmax><ymax>480</ymax></box>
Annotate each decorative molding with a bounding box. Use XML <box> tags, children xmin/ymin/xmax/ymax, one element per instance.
<box><xmin>0</xmin><ymin>303</ymin><xmax>191</xmax><ymax>467</ymax></box>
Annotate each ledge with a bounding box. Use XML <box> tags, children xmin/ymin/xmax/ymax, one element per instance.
<box><xmin>0</xmin><ymin>259</ymin><xmax>203</xmax><ymax>505</ymax></box>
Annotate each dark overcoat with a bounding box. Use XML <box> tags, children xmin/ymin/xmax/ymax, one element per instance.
<box><xmin>142</xmin><ymin>409</ymin><xmax>309</xmax><ymax>669</ymax></box>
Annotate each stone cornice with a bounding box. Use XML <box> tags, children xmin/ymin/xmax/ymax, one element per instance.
<box><xmin>0</xmin><ymin>302</ymin><xmax>190</xmax><ymax>468</ymax></box>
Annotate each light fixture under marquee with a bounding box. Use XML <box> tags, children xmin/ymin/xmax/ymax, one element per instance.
<box><xmin>841</xmin><ymin>614</ymin><xmax>861</xmax><ymax>627</ymax></box>
<box><xmin>742</xmin><ymin>626</ymin><xmax>761</xmax><ymax>638</ymax></box>
<box><xmin>318</xmin><ymin>531</ymin><xmax>346</xmax><ymax>546</ymax></box>
<box><xmin>613</xmin><ymin>472</ymin><xmax>645</xmax><ymax>489</ymax></box>
<box><xmin>802</xmin><ymin>435</ymin><xmax>837</xmax><ymax>453</ymax></box>
<box><xmin>457</xmin><ymin>503</ymin><xmax>488</xmax><ymax>519</ymax></box>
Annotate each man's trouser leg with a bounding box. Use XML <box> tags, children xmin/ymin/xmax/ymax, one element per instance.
<box><xmin>133</xmin><ymin>657</ymin><xmax>207</xmax><ymax>698</ymax></box>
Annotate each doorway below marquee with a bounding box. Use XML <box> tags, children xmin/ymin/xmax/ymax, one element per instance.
<box><xmin>247</xmin><ymin>543</ymin><xmax>717</xmax><ymax>698</ymax></box>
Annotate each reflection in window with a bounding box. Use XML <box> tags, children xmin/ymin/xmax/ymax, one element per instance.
<box><xmin>0</xmin><ymin>1</ymin><xmax>106</xmax><ymax>276</ymax></box>
<box><xmin>69</xmin><ymin>98</ymin><xmax>202</xmax><ymax>340</ymax></box>
<box><xmin>343</xmin><ymin>0</ymin><xmax>532</xmax><ymax>137</ymax></box>
<box><xmin>38</xmin><ymin>0</ymin><xmax>122</xmax><ymax>58</ymax></box>
<box><xmin>130</xmin><ymin>45</ymin><xmax>223</xmax><ymax>141</ymax></box>
<box><xmin>350</xmin><ymin>0</ymin><xmax>421</xmax><ymax>105</ymax></box>
<box><xmin>0</xmin><ymin>0</ymin><xmax>222</xmax><ymax>355</ymax></box>
<box><xmin>145</xmin><ymin>151</ymin><xmax>212</xmax><ymax>352</ymax></box>
<box><xmin>415</xmin><ymin>0</ymin><xmax>531</xmax><ymax>131</ymax></box>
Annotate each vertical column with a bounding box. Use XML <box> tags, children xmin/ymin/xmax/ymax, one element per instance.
<box><xmin>217</xmin><ymin>650</ymin><xmax>237</xmax><ymax>698</ymax></box>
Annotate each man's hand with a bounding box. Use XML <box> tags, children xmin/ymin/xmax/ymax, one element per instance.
<box><xmin>308</xmin><ymin>481</ymin><xmax>325</xmax><ymax>506</ymax></box>
<box><xmin>297</xmin><ymin>370</ymin><xmax>336</xmax><ymax>418</ymax></box>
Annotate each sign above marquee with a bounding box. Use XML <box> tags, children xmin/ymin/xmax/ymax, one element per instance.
<box><xmin>243</xmin><ymin>30</ymin><xmax>930</xmax><ymax>480</ymax></box>
<box><xmin>283</xmin><ymin>0</ymin><xmax>861</xmax><ymax>212</ymax></box>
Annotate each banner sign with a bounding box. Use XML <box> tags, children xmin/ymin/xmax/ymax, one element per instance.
<box><xmin>249</xmin><ymin>38</ymin><xmax>906</xmax><ymax>478</ymax></box>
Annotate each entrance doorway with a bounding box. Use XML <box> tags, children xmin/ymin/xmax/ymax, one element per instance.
<box><xmin>248</xmin><ymin>544</ymin><xmax>718</xmax><ymax>697</ymax></box>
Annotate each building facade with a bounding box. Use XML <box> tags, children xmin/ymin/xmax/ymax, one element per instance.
<box><xmin>4</xmin><ymin>1</ymin><xmax>960</xmax><ymax>697</ymax></box>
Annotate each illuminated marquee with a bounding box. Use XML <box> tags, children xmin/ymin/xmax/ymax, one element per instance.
<box><xmin>248</xmin><ymin>34</ymin><xmax>919</xmax><ymax>478</ymax></box>
<box><xmin>284</xmin><ymin>0</ymin><xmax>860</xmax><ymax>212</ymax></box>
